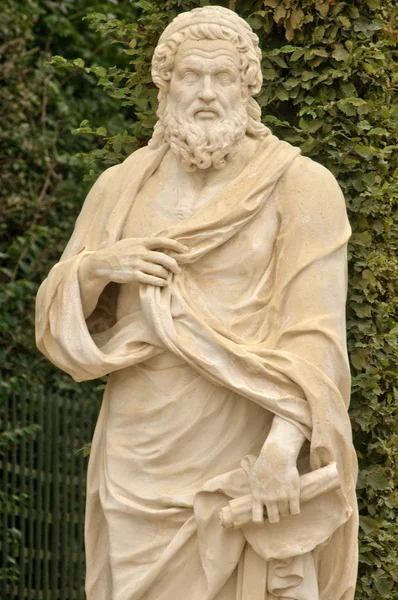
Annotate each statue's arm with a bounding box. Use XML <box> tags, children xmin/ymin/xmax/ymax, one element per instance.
<box><xmin>35</xmin><ymin>165</ymin><xmax>120</xmax><ymax>372</ymax></box>
<box><xmin>249</xmin><ymin>155</ymin><xmax>351</xmax><ymax>524</ymax></box>
<box><xmin>36</xmin><ymin>151</ymin><xmax>187</xmax><ymax>379</ymax></box>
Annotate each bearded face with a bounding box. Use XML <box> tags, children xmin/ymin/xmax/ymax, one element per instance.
<box><xmin>161</xmin><ymin>39</ymin><xmax>249</xmax><ymax>172</ymax></box>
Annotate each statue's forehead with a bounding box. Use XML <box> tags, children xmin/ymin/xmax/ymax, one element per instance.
<box><xmin>174</xmin><ymin>39</ymin><xmax>241</xmax><ymax>66</ymax></box>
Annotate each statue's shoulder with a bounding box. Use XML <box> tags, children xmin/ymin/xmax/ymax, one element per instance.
<box><xmin>280</xmin><ymin>153</ymin><xmax>342</xmax><ymax>195</ymax></box>
<box><xmin>72</xmin><ymin>145</ymin><xmax>153</xmax><ymax>232</ymax></box>
<box><xmin>95</xmin><ymin>145</ymin><xmax>153</xmax><ymax>189</ymax></box>
<box><xmin>120</xmin><ymin>144</ymin><xmax>153</xmax><ymax>167</ymax></box>
<box><xmin>278</xmin><ymin>153</ymin><xmax>346</xmax><ymax>220</ymax></box>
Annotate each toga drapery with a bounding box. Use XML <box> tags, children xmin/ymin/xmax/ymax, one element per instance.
<box><xmin>36</xmin><ymin>131</ymin><xmax>358</xmax><ymax>600</ymax></box>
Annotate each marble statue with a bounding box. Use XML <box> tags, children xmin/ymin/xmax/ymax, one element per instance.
<box><xmin>36</xmin><ymin>6</ymin><xmax>358</xmax><ymax>599</ymax></box>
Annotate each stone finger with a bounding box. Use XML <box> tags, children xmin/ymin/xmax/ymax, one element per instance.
<box><xmin>265</xmin><ymin>501</ymin><xmax>280</xmax><ymax>524</ymax></box>
<box><xmin>278</xmin><ymin>497</ymin><xmax>290</xmax><ymax>518</ymax></box>
<box><xmin>146</xmin><ymin>238</ymin><xmax>189</xmax><ymax>253</ymax></box>
<box><xmin>136</xmin><ymin>273</ymin><xmax>168</xmax><ymax>287</ymax></box>
<box><xmin>252</xmin><ymin>499</ymin><xmax>264</xmax><ymax>524</ymax></box>
<box><xmin>141</xmin><ymin>262</ymin><xmax>169</xmax><ymax>279</ymax></box>
<box><xmin>146</xmin><ymin>251</ymin><xmax>181</xmax><ymax>273</ymax></box>
<box><xmin>289</xmin><ymin>495</ymin><xmax>301</xmax><ymax>516</ymax></box>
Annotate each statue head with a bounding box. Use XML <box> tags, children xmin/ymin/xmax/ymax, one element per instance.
<box><xmin>149</xmin><ymin>6</ymin><xmax>268</xmax><ymax>171</ymax></box>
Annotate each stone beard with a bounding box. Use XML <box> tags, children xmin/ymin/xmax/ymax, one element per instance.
<box><xmin>158</xmin><ymin>96</ymin><xmax>248</xmax><ymax>171</ymax></box>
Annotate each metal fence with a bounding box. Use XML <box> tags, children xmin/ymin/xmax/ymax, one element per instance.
<box><xmin>1</xmin><ymin>387</ymin><xmax>101</xmax><ymax>599</ymax></box>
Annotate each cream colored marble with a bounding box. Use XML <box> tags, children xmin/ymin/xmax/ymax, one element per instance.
<box><xmin>36</xmin><ymin>6</ymin><xmax>358</xmax><ymax>600</ymax></box>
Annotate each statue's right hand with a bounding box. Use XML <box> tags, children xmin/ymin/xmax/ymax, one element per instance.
<box><xmin>83</xmin><ymin>237</ymin><xmax>188</xmax><ymax>287</ymax></box>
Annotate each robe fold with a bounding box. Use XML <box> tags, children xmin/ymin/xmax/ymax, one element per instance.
<box><xmin>36</xmin><ymin>132</ymin><xmax>358</xmax><ymax>600</ymax></box>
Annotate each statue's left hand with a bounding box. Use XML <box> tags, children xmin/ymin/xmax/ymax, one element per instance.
<box><xmin>249</xmin><ymin>442</ymin><xmax>301</xmax><ymax>524</ymax></box>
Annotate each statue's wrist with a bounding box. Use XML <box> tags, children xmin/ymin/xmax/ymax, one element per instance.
<box><xmin>80</xmin><ymin>252</ymin><xmax>109</xmax><ymax>286</ymax></box>
<box><xmin>260</xmin><ymin>417</ymin><xmax>306</xmax><ymax>463</ymax></box>
<box><xmin>259</xmin><ymin>438</ymin><xmax>300</xmax><ymax>465</ymax></box>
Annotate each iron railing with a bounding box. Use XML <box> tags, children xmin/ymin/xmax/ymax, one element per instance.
<box><xmin>1</xmin><ymin>387</ymin><xmax>100</xmax><ymax>599</ymax></box>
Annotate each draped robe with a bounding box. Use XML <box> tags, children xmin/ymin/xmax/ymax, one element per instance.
<box><xmin>36</xmin><ymin>132</ymin><xmax>358</xmax><ymax>600</ymax></box>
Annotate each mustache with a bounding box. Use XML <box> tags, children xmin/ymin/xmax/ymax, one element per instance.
<box><xmin>192</xmin><ymin>104</ymin><xmax>223</xmax><ymax>118</ymax></box>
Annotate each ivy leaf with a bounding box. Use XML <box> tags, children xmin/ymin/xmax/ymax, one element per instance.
<box><xmin>351</xmin><ymin>348</ymin><xmax>368</xmax><ymax>368</ymax></box>
<box><xmin>368</xmin><ymin>127</ymin><xmax>388</xmax><ymax>136</ymax></box>
<box><xmin>359</xmin><ymin>515</ymin><xmax>380</xmax><ymax>535</ymax></box>
<box><xmin>358</xmin><ymin>553</ymin><xmax>375</xmax><ymax>566</ymax></box>
<box><xmin>290</xmin><ymin>48</ymin><xmax>305</xmax><ymax>62</ymax></box>
<box><xmin>315</xmin><ymin>2</ymin><xmax>330</xmax><ymax>17</ymax></box>
<box><xmin>134</xmin><ymin>97</ymin><xmax>148</xmax><ymax>110</ymax></box>
<box><xmin>301</xmin><ymin>71</ymin><xmax>317</xmax><ymax>81</ymax></box>
<box><xmin>262</xmin><ymin>67</ymin><xmax>277</xmax><ymax>81</ymax></box>
<box><xmin>362</xmin><ymin>62</ymin><xmax>377</xmax><ymax>75</ymax></box>
<box><xmin>290</xmin><ymin>8</ymin><xmax>304</xmax><ymax>29</ymax></box>
<box><xmin>374</xmin><ymin>579</ymin><xmax>393</xmax><ymax>598</ymax></box>
<box><xmin>341</xmin><ymin>82</ymin><xmax>356</xmax><ymax>97</ymax></box>
<box><xmin>373</xmin><ymin>220</ymin><xmax>384</xmax><ymax>235</ymax></box>
<box><xmin>78</xmin><ymin>442</ymin><xmax>92</xmax><ymax>457</ymax></box>
<box><xmin>248</xmin><ymin>16</ymin><xmax>263</xmax><ymax>30</ymax></box>
<box><xmin>312</xmin><ymin>25</ymin><xmax>325</xmax><ymax>42</ymax></box>
<box><xmin>283</xmin><ymin>77</ymin><xmax>300</xmax><ymax>90</ymax></box>
<box><xmin>274</xmin><ymin>4</ymin><xmax>286</xmax><ymax>22</ymax></box>
<box><xmin>312</xmin><ymin>48</ymin><xmax>328</xmax><ymax>58</ymax></box>
<box><xmin>90</xmin><ymin>66</ymin><xmax>107</xmax><ymax>77</ymax></box>
<box><xmin>337</xmin><ymin>100</ymin><xmax>357</xmax><ymax>116</ymax></box>
<box><xmin>110</xmin><ymin>87</ymin><xmax>130</xmax><ymax>99</ymax></box>
<box><xmin>366</xmin><ymin>471</ymin><xmax>389</xmax><ymax>490</ymax></box>
<box><xmin>338</xmin><ymin>16</ymin><xmax>351</xmax><ymax>28</ymax></box>
<box><xmin>332</xmin><ymin>44</ymin><xmax>350</xmax><ymax>61</ymax></box>
<box><xmin>51</xmin><ymin>55</ymin><xmax>67</xmax><ymax>64</ymax></box>
<box><xmin>275</xmin><ymin>87</ymin><xmax>289</xmax><ymax>101</ymax></box>
<box><xmin>355</xmin><ymin>145</ymin><xmax>376</xmax><ymax>158</ymax></box>
<box><xmin>362</xmin><ymin>270</ymin><xmax>377</xmax><ymax>285</ymax></box>
<box><xmin>73</xmin><ymin>58</ymin><xmax>85</xmax><ymax>68</ymax></box>
<box><xmin>271</xmin><ymin>55</ymin><xmax>288</xmax><ymax>68</ymax></box>
<box><xmin>353</xmin><ymin>17</ymin><xmax>383</xmax><ymax>34</ymax></box>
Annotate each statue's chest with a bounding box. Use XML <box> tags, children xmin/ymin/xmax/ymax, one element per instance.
<box><xmin>122</xmin><ymin>167</ymin><xmax>280</xmax><ymax>284</ymax></box>
<box><xmin>189</xmin><ymin>196</ymin><xmax>279</xmax><ymax>285</ymax></box>
<box><xmin>182</xmin><ymin>198</ymin><xmax>280</xmax><ymax>339</ymax></box>
<box><xmin>122</xmin><ymin>170</ymin><xmax>226</xmax><ymax>239</ymax></box>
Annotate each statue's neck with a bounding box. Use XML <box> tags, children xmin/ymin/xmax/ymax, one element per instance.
<box><xmin>169</xmin><ymin>135</ymin><xmax>262</xmax><ymax>192</ymax></box>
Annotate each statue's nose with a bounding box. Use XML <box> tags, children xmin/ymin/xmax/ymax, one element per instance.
<box><xmin>199</xmin><ymin>76</ymin><xmax>216</xmax><ymax>102</ymax></box>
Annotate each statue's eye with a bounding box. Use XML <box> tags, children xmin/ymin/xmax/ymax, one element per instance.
<box><xmin>181</xmin><ymin>71</ymin><xmax>199</xmax><ymax>84</ymax></box>
<box><xmin>216</xmin><ymin>72</ymin><xmax>234</xmax><ymax>85</ymax></box>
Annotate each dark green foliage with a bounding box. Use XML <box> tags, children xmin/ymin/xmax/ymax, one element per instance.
<box><xmin>1</xmin><ymin>0</ymin><xmax>397</xmax><ymax>597</ymax></box>
<box><xmin>0</xmin><ymin>0</ymin><xmax>135</xmax><ymax>590</ymax></box>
